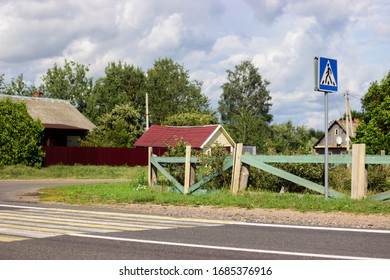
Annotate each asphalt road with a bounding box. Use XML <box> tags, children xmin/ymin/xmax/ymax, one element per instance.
<box><xmin>0</xmin><ymin>180</ymin><xmax>390</xmax><ymax>260</ymax></box>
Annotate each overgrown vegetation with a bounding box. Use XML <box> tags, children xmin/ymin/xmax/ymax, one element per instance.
<box><xmin>162</xmin><ymin>139</ymin><xmax>230</xmax><ymax>190</ymax></box>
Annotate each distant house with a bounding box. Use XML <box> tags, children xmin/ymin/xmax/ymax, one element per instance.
<box><xmin>1</xmin><ymin>94</ymin><xmax>95</xmax><ymax>147</ymax></box>
<box><xmin>134</xmin><ymin>124</ymin><xmax>235</xmax><ymax>154</ymax></box>
<box><xmin>314</xmin><ymin>119</ymin><xmax>359</xmax><ymax>154</ymax></box>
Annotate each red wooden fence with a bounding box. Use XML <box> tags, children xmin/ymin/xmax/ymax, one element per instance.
<box><xmin>42</xmin><ymin>146</ymin><xmax>167</xmax><ymax>167</ymax></box>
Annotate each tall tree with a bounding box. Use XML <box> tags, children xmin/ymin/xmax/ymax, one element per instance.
<box><xmin>219</xmin><ymin>60</ymin><xmax>272</xmax><ymax>124</ymax></box>
<box><xmin>146</xmin><ymin>58</ymin><xmax>211</xmax><ymax>125</ymax></box>
<box><xmin>86</xmin><ymin>61</ymin><xmax>146</xmax><ymax>121</ymax></box>
<box><xmin>81</xmin><ymin>104</ymin><xmax>144</xmax><ymax>148</ymax></box>
<box><xmin>354</xmin><ymin>71</ymin><xmax>390</xmax><ymax>154</ymax></box>
<box><xmin>218</xmin><ymin>60</ymin><xmax>273</xmax><ymax>152</ymax></box>
<box><xmin>41</xmin><ymin>60</ymin><xmax>93</xmax><ymax>114</ymax></box>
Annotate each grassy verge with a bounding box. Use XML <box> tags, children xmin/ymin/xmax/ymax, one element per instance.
<box><xmin>3</xmin><ymin>165</ymin><xmax>389</xmax><ymax>214</ymax></box>
<box><xmin>39</xmin><ymin>181</ymin><xmax>390</xmax><ymax>215</ymax></box>
<box><xmin>0</xmin><ymin>165</ymin><xmax>146</xmax><ymax>180</ymax></box>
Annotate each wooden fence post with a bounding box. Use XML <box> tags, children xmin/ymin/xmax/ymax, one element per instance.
<box><xmin>231</xmin><ymin>143</ymin><xmax>243</xmax><ymax>194</ymax></box>
<box><xmin>239</xmin><ymin>159</ymin><xmax>250</xmax><ymax>192</ymax></box>
<box><xmin>351</xmin><ymin>144</ymin><xmax>367</xmax><ymax>199</ymax></box>
<box><xmin>184</xmin><ymin>145</ymin><xmax>192</xmax><ymax>194</ymax></box>
<box><xmin>148</xmin><ymin>147</ymin><xmax>157</xmax><ymax>186</ymax></box>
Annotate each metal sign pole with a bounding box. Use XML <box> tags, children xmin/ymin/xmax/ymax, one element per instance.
<box><xmin>315</xmin><ymin>56</ymin><xmax>337</xmax><ymax>199</ymax></box>
<box><xmin>324</xmin><ymin>91</ymin><xmax>329</xmax><ymax>199</ymax></box>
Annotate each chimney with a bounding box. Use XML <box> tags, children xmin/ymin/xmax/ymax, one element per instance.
<box><xmin>34</xmin><ymin>91</ymin><xmax>43</xmax><ymax>97</ymax></box>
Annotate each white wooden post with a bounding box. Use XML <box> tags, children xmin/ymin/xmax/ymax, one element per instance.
<box><xmin>231</xmin><ymin>143</ymin><xmax>243</xmax><ymax>194</ymax></box>
<box><xmin>184</xmin><ymin>145</ymin><xmax>192</xmax><ymax>194</ymax></box>
<box><xmin>148</xmin><ymin>147</ymin><xmax>157</xmax><ymax>186</ymax></box>
<box><xmin>351</xmin><ymin>144</ymin><xmax>367</xmax><ymax>199</ymax></box>
<box><xmin>148</xmin><ymin>147</ymin><xmax>152</xmax><ymax>186</ymax></box>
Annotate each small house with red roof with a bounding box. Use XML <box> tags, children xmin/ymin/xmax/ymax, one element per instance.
<box><xmin>134</xmin><ymin>125</ymin><xmax>235</xmax><ymax>154</ymax></box>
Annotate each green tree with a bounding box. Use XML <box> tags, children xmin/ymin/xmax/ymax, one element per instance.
<box><xmin>41</xmin><ymin>60</ymin><xmax>93</xmax><ymax>114</ymax></box>
<box><xmin>86</xmin><ymin>61</ymin><xmax>146</xmax><ymax>121</ymax></box>
<box><xmin>354</xmin><ymin>71</ymin><xmax>390</xmax><ymax>154</ymax></box>
<box><xmin>229</xmin><ymin>110</ymin><xmax>272</xmax><ymax>153</ymax></box>
<box><xmin>146</xmin><ymin>58</ymin><xmax>211</xmax><ymax>125</ymax></box>
<box><xmin>0</xmin><ymin>98</ymin><xmax>45</xmax><ymax>167</ymax></box>
<box><xmin>219</xmin><ymin>60</ymin><xmax>272</xmax><ymax>124</ymax></box>
<box><xmin>218</xmin><ymin>60</ymin><xmax>273</xmax><ymax>153</ymax></box>
<box><xmin>0</xmin><ymin>74</ymin><xmax>40</xmax><ymax>96</ymax></box>
<box><xmin>161</xmin><ymin>111</ymin><xmax>218</xmax><ymax>126</ymax></box>
<box><xmin>270</xmin><ymin>121</ymin><xmax>320</xmax><ymax>154</ymax></box>
<box><xmin>340</xmin><ymin>110</ymin><xmax>364</xmax><ymax>121</ymax></box>
<box><xmin>81</xmin><ymin>104</ymin><xmax>144</xmax><ymax>148</ymax></box>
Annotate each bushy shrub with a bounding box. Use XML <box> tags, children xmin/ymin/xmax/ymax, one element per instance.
<box><xmin>329</xmin><ymin>164</ymin><xmax>390</xmax><ymax>194</ymax></box>
<box><xmin>163</xmin><ymin>138</ymin><xmax>188</xmax><ymax>185</ymax></box>
<box><xmin>248</xmin><ymin>163</ymin><xmax>323</xmax><ymax>193</ymax></box>
<box><xmin>329</xmin><ymin>165</ymin><xmax>351</xmax><ymax>193</ymax></box>
<box><xmin>0</xmin><ymin>99</ymin><xmax>45</xmax><ymax>167</ymax></box>
<box><xmin>163</xmin><ymin>139</ymin><xmax>230</xmax><ymax>190</ymax></box>
<box><xmin>367</xmin><ymin>165</ymin><xmax>390</xmax><ymax>193</ymax></box>
<box><xmin>194</xmin><ymin>143</ymin><xmax>230</xmax><ymax>189</ymax></box>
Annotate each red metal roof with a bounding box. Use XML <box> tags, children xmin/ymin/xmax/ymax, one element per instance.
<box><xmin>134</xmin><ymin>125</ymin><xmax>221</xmax><ymax>148</ymax></box>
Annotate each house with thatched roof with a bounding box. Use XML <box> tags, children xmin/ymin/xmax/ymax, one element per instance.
<box><xmin>0</xmin><ymin>94</ymin><xmax>95</xmax><ymax>146</ymax></box>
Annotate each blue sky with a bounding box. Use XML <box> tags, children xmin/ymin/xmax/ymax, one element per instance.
<box><xmin>1</xmin><ymin>0</ymin><xmax>389</xmax><ymax>129</ymax></box>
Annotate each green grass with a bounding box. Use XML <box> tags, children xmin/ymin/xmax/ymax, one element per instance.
<box><xmin>2</xmin><ymin>165</ymin><xmax>389</xmax><ymax>215</ymax></box>
<box><xmin>39</xmin><ymin>182</ymin><xmax>390</xmax><ymax>215</ymax></box>
<box><xmin>0</xmin><ymin>165</ymin><xmax>146</xmax><ymax>180</ymax></box>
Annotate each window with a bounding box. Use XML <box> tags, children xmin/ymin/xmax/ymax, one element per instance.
<box><xmin>335</xmin><ymin>128</ymin><xmax>339</xmax><ymax>135</ymax></box>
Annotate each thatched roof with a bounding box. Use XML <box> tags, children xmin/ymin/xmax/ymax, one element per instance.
<box><xmin>0</xmin><ymin>95</ymin><xmax>95</xmax><ymax>131</ymax></box>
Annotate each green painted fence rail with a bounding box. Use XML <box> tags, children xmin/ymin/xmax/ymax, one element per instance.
<box><xmin>240</xmin><ymin>157</ymin><xmax>345</xmax><ymax>198</ymax></box>
<box><xmin>149</xmin><ymin>150</ymin><xmax>390</xmax><ymax>200</ymax></box>
<box><xmin>150</xmin><ymin>156</ymin><xmax>233</xmax><ymax>194</ymax></box>
<box><xmin>241</xmin><ymin>154</ymin><xmax>390</xmax><ymax>164</ymax></box>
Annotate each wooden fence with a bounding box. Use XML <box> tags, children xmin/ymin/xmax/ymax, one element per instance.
<box><xmin>148</xmin><ymin>144</ymin><xmax>390</xmax><ymax>201</ymax></box>
<box><xmin>42</xmin><ymin>146</ymin><xmax>167</xmax><ymax>167</ymax></box>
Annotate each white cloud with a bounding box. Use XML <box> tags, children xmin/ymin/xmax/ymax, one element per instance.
<box><xmin>63</xmin><ymin>37</ymin><xmax>97</xmax><ymax>62</ymax></box>
<box><xmin>0</xmin><ymin>0</ymin><xmax>388</xmax><ymax>130</ymax></box>
<box><xmin>212</xmin><ymin>35</ymin><xmax>246</xmax><ymax>53</ymax></box>
<box><xmin>138</xmin><ymin>13</ymin><xmax>184</xmax><ymax>52</ymax></box>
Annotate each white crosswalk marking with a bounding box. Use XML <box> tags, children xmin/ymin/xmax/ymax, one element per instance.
<box><xmin>0</xmin><ymin>204</ymin><xmax>224</xmax><ymax>242</ymax></box>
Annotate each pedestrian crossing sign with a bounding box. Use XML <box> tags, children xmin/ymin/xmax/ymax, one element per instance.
<box><xmin>314</xmin><ymin>56</ymin><xmax>338</xmax><ymax>92</ymax></box>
